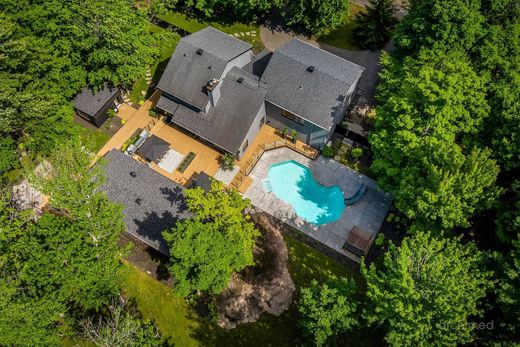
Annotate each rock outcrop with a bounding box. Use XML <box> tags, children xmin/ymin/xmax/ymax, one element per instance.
<box><xmin>217</xmin><ymin>214</ymin><xmax>295</xmax><ymax>329</ymax></box>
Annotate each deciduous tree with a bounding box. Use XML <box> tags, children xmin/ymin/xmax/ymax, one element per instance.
<box><xmin>298</xmin><ymin>278</ymin><xmax>359</xmax><ymax>346</ymax></box>
<box><xmin>362</xmin><ymin>232</ymin><xmax>493</xmax><ymax>346</ymax></box>
<box><xmin>163</xmin><ymin>181</ymin><xmax>258</xmax><ymax>296</ymax></box>
<box><xmin>284</xmin><ymin>0</ymin><xmax>349</xmax><ymax>36</ymax></box>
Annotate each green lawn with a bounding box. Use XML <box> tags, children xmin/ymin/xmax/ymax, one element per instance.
<box><xmin>157</xmin><ymin>12</ymin><xmax>263</xmax><ymax>53</ymax></box>
<box><xmin>318</xmin><ymin>3</ymin><xmax>364</xmax><ymax>50</ymax></box>
<box><xmin>129</xmin><ymin>24</ymin><xmax>180</xmax><ymax>103</ymax></box>
<box><xmin>123</xmin><ymin>234</ymin><xmax>359</xmax><ymax>347</ymax></box>
<box><xmin>79</xmin><ymin>127</ymin><xmax>111</xmax><ymax>152</ymax></box>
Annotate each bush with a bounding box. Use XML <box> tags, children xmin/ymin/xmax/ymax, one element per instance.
<box><xmin>351</xmin><ymin>147</ymin><xmax>363</xmax><ymax>159</ymax></box>
<box><xmin>149</xmin><ymin>108</ymin><xmax>158</xmax><ymax>118</ymax></box>
<box><xmin>375</xmin><ymin>233</ymin><xmax>385</xmax><ymax>246</ymax></box>
<box><xmin>178</xmin><ymin>152</ymin><xmax>196</xmax><ymax>173</ymax></box>
<box><xmin>220</xmin><ymin>153</ymin><xmax>235</xmax><ymax>171</ymax></box>
<box><xmin>321</xmin><ymin>145</ymin><xmax>336</xmax><ymax>158</ymax></box>
<box><xmin>106</xmin><ymin>109</ymin><xmax>116</xmax><ymax>118</ymax></box>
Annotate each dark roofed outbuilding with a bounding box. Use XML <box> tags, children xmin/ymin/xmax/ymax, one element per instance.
<box><xmin>73</xmin><ymin>83</ymin><xmax>122</xmax><ymax>127</ymax></box>
<box><xmin>136</xmin><ymin>135</ymin><xmax>170</xmax><ymax>163</ymax></box>
<box><xmin>101</xmin><ymin>150</ymin><xmax>191</xmax><ymax>255</ymax></box>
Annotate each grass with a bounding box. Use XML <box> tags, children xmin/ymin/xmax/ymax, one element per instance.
<box><xmin>157</xmin><ymin>11</ymin><xmax>263</xmax><ymax>53</ymax></box>
<box><xmin>79</xmin><ymin>127</ymin><xmax>111</xmax><ymax>153</ymax></box>
<box><xmin>122</xmin><ymin>234</ymin><xmax>359</xmax><ymax>346</ymax></box>
<box><xmin>318</xmin><ymin>3</ymin><xmax>365</xmax><ymax>50</ymax></box>
<box><xmin>129</xmin><ymin>24</ymin><xmax>180</xmax><ymax>104</ymax></box>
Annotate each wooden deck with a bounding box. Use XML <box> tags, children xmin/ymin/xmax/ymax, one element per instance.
<box><xmin>96</xmin><ymin>105</ymin><xmax>317</xmax><ymax>190</ymax></box>
<box><xmin>232</xmin><ymin>125</ymin><xmax>318</xmax><ymax>190</ymax></box>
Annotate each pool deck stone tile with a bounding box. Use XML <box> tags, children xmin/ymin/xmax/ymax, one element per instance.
<box><xmin>243</xmin><ymin>147</ymin><xmax>392</xmax><ymax>263</ymax></box>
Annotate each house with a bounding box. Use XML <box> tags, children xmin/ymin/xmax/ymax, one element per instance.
<box><xmin>155</xmin><ymin>27</ymin><xmax>365</xmax><ymax>157</ymax></box>
<box><xmin>261</xmin><ymin>40</ymin><xmax>365</xmax><ymax>148</ymax></box>
<box><xmin>102</xmin><ymin>149</ymin><xmax>191</xmax><ymax>255</ymax></box>
<box><xmin>73</xmin><ymin>83</ymin><xmax>122</xmax><ymax>127</ymax></box>
<box><xmin>155</xmin><ymin>27</ymin><xmax>267</xmax><ymax>160</ymax></box>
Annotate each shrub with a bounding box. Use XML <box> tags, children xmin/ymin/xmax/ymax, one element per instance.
<box><xmin>375</xmin><ymin>233</ymin><xmax>385</xmax><ymax>246</ymax></box>
<box><xmin>106</xmin><ymin>109</ymin><xmax>116</xmax><ymax>118</ymax></box>
<box><xmin>178</xmin><ymin>152</ymin><xmax>196</xmax><ymax>173</ymax></box>
<box><xmin>149</xmin><ymin>108</ymin><xmax>157</xmax><ymax>118</ymax></box>
<box><xmin>351</xmin><ymin>147</ymin><xmax>363</xmax><ymax>159</ymax></box>
<box><xmin>321</xmin><ymin>145</ymin><xmax>335</xmax><ymax>158</ymax></box>
<box><xmin>282</xmin><ymin>127</ymin><xmax>289</xmax><ymax>137</ymax></box>
<box><xmin>220</xmin><ymin>153</ymin><xmax>235</xmax><ymax>171</ymax></box>
<box><xmin>291</xmin><ymin>130</ymin><xmax>298</xmax><ymax>142</ymax></box>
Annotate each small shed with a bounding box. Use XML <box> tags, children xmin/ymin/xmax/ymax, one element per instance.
<box><xmin>136</xmin><ymin>135</ymin><xmax>170</xmax><ymax>163</ymax></box>
<box><xmin>73</xmin><ymin>83</ymin><xmax>122</xmax><ymax>127</ymax></box>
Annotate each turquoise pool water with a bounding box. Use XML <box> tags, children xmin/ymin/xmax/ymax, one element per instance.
<box><xmin>267</xmin><ymin>160</ymin><xmax>345</xmax><ymax>225</ymax></box>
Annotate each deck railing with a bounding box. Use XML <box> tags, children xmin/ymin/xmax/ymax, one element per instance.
<box><xmin>230</xmin><ymin>139</ymin><xmax>318</xmax><ymax>189</ymax></box>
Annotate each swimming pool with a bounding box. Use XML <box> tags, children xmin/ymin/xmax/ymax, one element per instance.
<box><xmin>266</xmin><ymin>160</ymin><xmax>345</xmax><ymax>225</ymax></box>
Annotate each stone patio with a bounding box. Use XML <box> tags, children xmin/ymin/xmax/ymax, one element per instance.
<box><xmin>243</xmin><ymin>147</ymin><xmax>392</xmax><ymax>262</ymax></box>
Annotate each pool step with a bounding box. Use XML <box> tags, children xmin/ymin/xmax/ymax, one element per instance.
<box><xmin>262</xmin><ymin>179</ymin><xmax>273</xmax><ymax>193</ymax></box>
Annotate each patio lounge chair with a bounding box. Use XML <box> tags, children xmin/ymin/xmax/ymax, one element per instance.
<box><xmin>342</xmin><ymin>226</ymin><xmax>374</xmax><ymax>257</ymax></box>
<box><xmin>344</xmin><ymin>184</ymin><xmax>367</xmax><ymax>206</ymax></box>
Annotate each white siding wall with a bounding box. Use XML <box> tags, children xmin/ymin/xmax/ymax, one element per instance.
<box><xmin>237</xmin><ymin>101</ymin><xmax>266</xmax><ymax>159</ymax></box>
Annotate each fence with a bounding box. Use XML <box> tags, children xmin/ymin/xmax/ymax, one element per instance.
<box><xmin>230</xmin><ymin>139</ymin><xmax>318</xmax><ymax>189</ymax></box>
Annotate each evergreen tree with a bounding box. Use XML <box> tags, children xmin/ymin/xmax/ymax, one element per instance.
<box><xmin>354</xmin><ymin>0</ymin><xmax>397</xmax><ymax>49</ymax></box>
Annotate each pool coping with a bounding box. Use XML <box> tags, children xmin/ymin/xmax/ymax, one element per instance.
<box><xmin>243</xmin><ymin>147</ymin><xmax>393</xmax><ymax>263</ymax></box>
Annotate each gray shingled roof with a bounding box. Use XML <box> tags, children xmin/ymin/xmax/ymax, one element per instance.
<box><xmin>156</xmin><ymin>27</ymin><xmax>252</xmax><ymax>111</ymax></box>
<box><xmin>101</xmin><ymin>150</ymin><xmax>191</xmax><ymax>255</ymax></box>
<box><xmin>158</xmin><ymin>66</ymin><xmax>268</xmax><ymax>154</ymax></box>
<box><xmin>262</xmin><ymin>39</ymin><xmax>365</xmax><ymax>130</ymax></box>
<box><xmin>136</xmin><ymin>135</ymin><xmax>170</xmax><ymax>163</ymax></box>
<box><xmin>73</xmin><ymin>83</ymin><xmax>119</xmax><ymax>117</ymax></box>
<box><xmin>243</xmin><ymin>50</ymin><xmax>273</xmax><ymax>78</ymax></box>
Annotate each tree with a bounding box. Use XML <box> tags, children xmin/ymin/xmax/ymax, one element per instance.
<box><xmin>354</xmin><ymin>0</ymin><xmax>397</xmax><ymax>49</ymax></box>
<box><xmin>79</xmin><ymin>299</ymin><xmax>161</xmax><ymax>347</ymax></box>
<box><xmin>370</xmin><ymin>49</ymin><xmax>499</xmax><ymax>230</ymax></box>
<box><xmin>0</xmin><ymin>195</ymin><xmax>65</xmax><ymax>346</ymax></box>
<box><xmin>163</xmin><ymin>181</ymin><xmax>259</xmax><ymax>296</ymax></box>
<box><xmin>394</xmin><ymin>0</ymin><xmax>485</xmax><ymax>54</ymax></box>
<box><xmin>284</xmin><ymin>0</ymin><xmax>349</xmax><ymax>36</ymax></box>
<box><xmin>298</xmin><ymin>278</ymin><xmax>359</xmax><ymax>346</ymax></box>
<box><xmin>495</xmin><ymin>236</ymin><xmax>520</xmax><ymax>340</ymax></box>
<box><xmin>362</xmin><ymin>232</ymin><xmax>492</xmax><ymax>346</ymax></box>
<box><xmin>0</xmin><ymin>136</ymin><xmax>18</xmax><ymax>175</ymax></box>
<box><xmin>32</xmin><ymin>140</ymin><xmax>126</xmax><ymax>310</ymax></box>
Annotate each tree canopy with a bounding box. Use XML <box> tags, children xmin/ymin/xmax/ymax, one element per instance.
<box><xmin>0</xmin><ymin>0</ymin><xmax>163</xmax><ymax>156</ymax></box>
<box><xmin>362</xmin><ymin>232</ymin><xmax>492</xmax><ymax>346</ymax></box>
<box><xmin>370</xmin><ymin>48</ymin><xmax>499</xmax><ymax>230</ymax></box>
<box><xmin>0</xmin><ymin>142</ymin><xmax>125</xmax><ymax>345</ymax></box>
<box><xmin>354</xmin><ymin>0</ymin><xmax>397</xmax><ymax>49</ymax></box>
<box><xmin>163</xmin><ymin>181</ymin><xmax>259</xmax><ymax>296</ymax></box>
<box><xmin>298</xmin><ymin>278</ymin><xmax>359</xmax><ymax>346</ymax></box>
<box><xmin>284</xmin><ymin>0</ymin><xmax>349</xmax><ymax>35</ymax></box>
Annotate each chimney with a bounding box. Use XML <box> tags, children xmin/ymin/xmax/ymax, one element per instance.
<box><xmin>206</xmin><ymin>79</ymin><xmax>220</xmax><ymax>107</ymax></box>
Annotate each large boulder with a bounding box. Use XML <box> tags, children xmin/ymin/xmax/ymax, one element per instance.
<box><xmin>217</xmin><ymin>213</ymin><xmax>295</xmax><ymax>328</ymax></box>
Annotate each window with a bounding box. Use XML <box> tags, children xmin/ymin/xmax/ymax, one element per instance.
<box><xmin>242</xmin><ymin>140</ymin><xmax>249</xmax><ymax>153</ymax></box>
<box><xmin>281</xmin><ymin>109</ymin><xmax>304</xmax><ymax>125</ymax></box>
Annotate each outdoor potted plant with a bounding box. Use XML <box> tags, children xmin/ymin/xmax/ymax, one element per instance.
<box><xmin>281</xmin><ymin>127</ymin><xmax>289</xmax><ymax>139</ymax></box>
<box><xmin>220</xmin><ymin>153</ymin><xmax>235</xmax><ymax>171</ymax></box>
<box><xmin>290</xmin><ymin>129</ymin><xmax>298</xmax><ymax>143</ymax></box>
